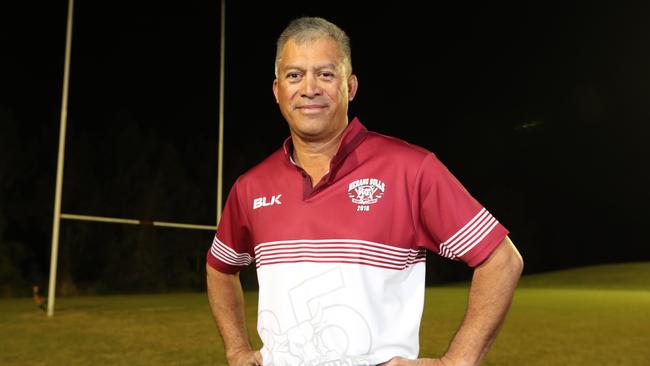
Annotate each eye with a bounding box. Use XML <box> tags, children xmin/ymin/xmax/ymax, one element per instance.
<box><xmin>319</xmin><ymin>71</ymin><xmax>335</xmax><ymax>80</ymax></box>
<box><xmin>286</xmin><ymin>72</ymin><xmax>302</xmax><ymax>82</ymax></box>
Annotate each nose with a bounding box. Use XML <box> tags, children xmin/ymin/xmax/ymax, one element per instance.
<box><xmin>300</xmin><ymin>75</ymin><xmax>322</xmax><ymax>98</ymax></box>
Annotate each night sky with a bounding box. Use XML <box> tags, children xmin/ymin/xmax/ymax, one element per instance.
<box><xmin>1</xmin><ymin>1</ymin><xmax>649</xmax><ymax>291</ymax></box>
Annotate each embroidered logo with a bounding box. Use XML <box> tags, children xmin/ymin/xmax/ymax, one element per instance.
<box><xmin>347</xmin><ymin>178</ymin><xmax>385</xmax><ymax>211</ymax></box>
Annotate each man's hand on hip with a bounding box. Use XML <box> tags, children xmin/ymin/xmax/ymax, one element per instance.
<box><xmin>227</xmin><ymin>349</ymin><xmax>263</xmax><ymax>366</ymax></box>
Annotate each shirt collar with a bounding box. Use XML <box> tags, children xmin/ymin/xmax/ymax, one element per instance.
<box><xmin>282</xmin><ymin>117</ymin><xmax>368</xmax><ymax>168</ymax></box>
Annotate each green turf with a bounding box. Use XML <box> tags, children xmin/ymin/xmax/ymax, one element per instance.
<box><xmin>1</xmin><ymin>262</ymin><xmax>649</xmax><ymax>365</ymax></box>
<box><xmin>517</xmin><ymin>261</ymin><xmax>650</xmax><ymax>290</ymax></box>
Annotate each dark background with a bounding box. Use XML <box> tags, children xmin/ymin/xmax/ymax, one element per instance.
<box><xmin>1</xmin><ymin>1</ymin><xmax>648</xmax><ymax>296</ymax></box>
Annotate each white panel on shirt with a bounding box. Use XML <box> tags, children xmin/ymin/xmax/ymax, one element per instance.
<box><xmin>256</xmin><ymin>262</ymin><xmax>426</xmax><ymax>366</ymax></box>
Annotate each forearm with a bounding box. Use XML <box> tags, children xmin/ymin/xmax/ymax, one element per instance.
<box><xmin>206</xmin><ymin>265</ymin><xmax>253</xmax><ymax>362</ymax></box>
<box><xmin>443</xmin><ymin>236</ymin><xmax>523</xmax><ymax>366</ymax></box>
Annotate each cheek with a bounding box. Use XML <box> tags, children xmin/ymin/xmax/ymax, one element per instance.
<box><xmin>332</xmin><ymin>83</ymin><xmax>347</xmax><ymax>98</ymax></box>
<box><xmin>279</xmin><ymin>87</ymin><xmax>297</xmax><ymax>102</ymax></box>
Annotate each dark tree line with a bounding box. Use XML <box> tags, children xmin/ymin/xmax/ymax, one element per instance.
<box><xmin>0</xmin><ymin>104</ymin><xmax>222</xmax><ymax>296</ymax></box>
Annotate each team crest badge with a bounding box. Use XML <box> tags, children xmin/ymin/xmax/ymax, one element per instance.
<box><xmin>348</xmin><ymin>178</ymin><xmax>385</xmax><ymax>211</ymax></box>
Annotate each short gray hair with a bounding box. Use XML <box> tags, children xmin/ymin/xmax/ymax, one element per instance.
<box><xmin>274</xmin><ymin>17</ymin><xmax>352</xmax><ymax>77</ymax></box>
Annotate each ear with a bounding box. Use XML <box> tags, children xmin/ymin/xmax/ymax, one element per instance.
<box><xmin>272</xmin><ymin>79</ymin><xmax>279</xmax><ymax>103</ymax></box>
<box><xmin>347</xmin><ymin>74</ymin><xmax>358</xmax><ymax>101</ymax></box>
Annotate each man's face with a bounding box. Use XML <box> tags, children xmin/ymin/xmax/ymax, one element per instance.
<box><xmin>273</xmin><ymin>37</ymin><xmax>358</xmax><ymax>143</ymax></box>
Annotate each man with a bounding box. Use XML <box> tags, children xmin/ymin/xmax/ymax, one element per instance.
<box><xmin>207</xmin><ymin>16</ymin><xmax>523</xmax><ymax>366</ymax></box>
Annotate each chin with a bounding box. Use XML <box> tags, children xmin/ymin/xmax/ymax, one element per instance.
<box><xmin>293</xmin><ymin>116</ymin><xmax>326</xmax><ymax>129</ymax></box>
<box><xmin>292</xmin><ymin>124</ymin><xmax>329</xmax><ymax>140</ymax></box>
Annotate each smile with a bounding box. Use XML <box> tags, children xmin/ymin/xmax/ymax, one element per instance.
<box><xmin>296</xmin><ymin>105</ymin><xmax>327</xmax><ymax>113</ymax></box>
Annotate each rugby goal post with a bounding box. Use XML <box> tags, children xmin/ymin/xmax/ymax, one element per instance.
<box><xmin>47</xmin><ymin>0</ymin><xmax>227</xmax><ymax>317</ymax></box>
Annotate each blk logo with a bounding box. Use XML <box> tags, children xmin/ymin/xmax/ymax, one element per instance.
<box><xmin>253</xmin><ymin>194</ymin><xmax>282</xmax><ymax>210</ymax></box>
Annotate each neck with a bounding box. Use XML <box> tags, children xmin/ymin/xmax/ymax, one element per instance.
<box><xmin>291</xmin><ymin>127</ymin><xmax>346</xmax><ymax>187</ymax></box>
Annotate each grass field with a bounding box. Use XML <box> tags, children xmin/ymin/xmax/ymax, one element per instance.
<box><xmin>1</xmin><ymin>262</ymin><xmax>649</xmax><ymax>365</ymax></box>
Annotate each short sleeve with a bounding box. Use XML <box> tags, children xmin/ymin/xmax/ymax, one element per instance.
<box><xmin>206</xmin><ymin>180</ymin><xmax>254</xmax><ymax>274</ymax></box>
<box><xmin>414</xmin><ymin>154</ymin><xmax>509</xmax><ymax>267</ymax></box>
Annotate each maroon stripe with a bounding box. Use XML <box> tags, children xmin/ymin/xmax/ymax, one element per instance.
<box><xmin>255</xmin><ymin>242</ymin><xmax>415</xmax><ymax>256</ymax></box>
<box><xmin>256</xmin><ymin>248</ymin><xmax>419</xmax><ymax>262</ymax></box>
<box><xmin>211</xmin><ymin>247</ymin><xmax>250</xmax><ymax>265</ymax></box>
<box><xmin>256</xmin><ymin>258</ymin><xmax>421</xmax><ymax>271</ymax></box>
<box><xmin>212</xmin><ymin>243</ymin><xmax>249</xmax><ymax>263</ymax></box>
<box><xmin>256</xmin><ymin>253</ymin><xmax>409</xmax><ymax>266</ymax></box>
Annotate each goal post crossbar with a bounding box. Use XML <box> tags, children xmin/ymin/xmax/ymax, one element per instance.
<box><xmin>60</xmin><ymin>213</ymin><xmax>217</xmax><ymax>231</ymax></box>
<box><xmin>49</xmin><ymin>0</ymin><xmax>226</xmax><ymax>317</ymax></box>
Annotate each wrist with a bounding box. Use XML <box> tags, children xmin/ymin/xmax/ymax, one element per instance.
<box><xmin>440</xmin><ymin>354</ymin><xmax>473</xmax><ymax>366</ymax></box>
<box><xmin>226</xmin><ymin>345</ymin><xmax>253</xmax><ymax>363</ymax></box>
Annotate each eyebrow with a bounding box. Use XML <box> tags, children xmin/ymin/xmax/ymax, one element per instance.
<box><xmin>281</xmin><ymin>63</ymin><xmax>338</xmax><ymax>73</ymax></box>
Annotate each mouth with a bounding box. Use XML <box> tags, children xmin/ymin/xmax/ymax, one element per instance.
<box><xmin>296</xmin><ymin>104</ymin><xmax>326</xmax><ymax>109</ymax></box>
<box><xmin>295</xmin><ymin>104</ymin><xmax>327</xmax><ymax>114</ymax></box>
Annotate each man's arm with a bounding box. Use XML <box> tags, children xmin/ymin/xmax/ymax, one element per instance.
<box><xmin>206</xmin><ymin>265</ymin><xmax>263</xmax><ymax>366</ymax></box>
<box><xmin>383</xmin><ymin>236</ymin><xmax>523</xmax><ymax>366</ymax></box>
<box><xmin>440</xmin><ymin>235</ymin><xmax>523</xmax><ymax>365</ymax></box>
